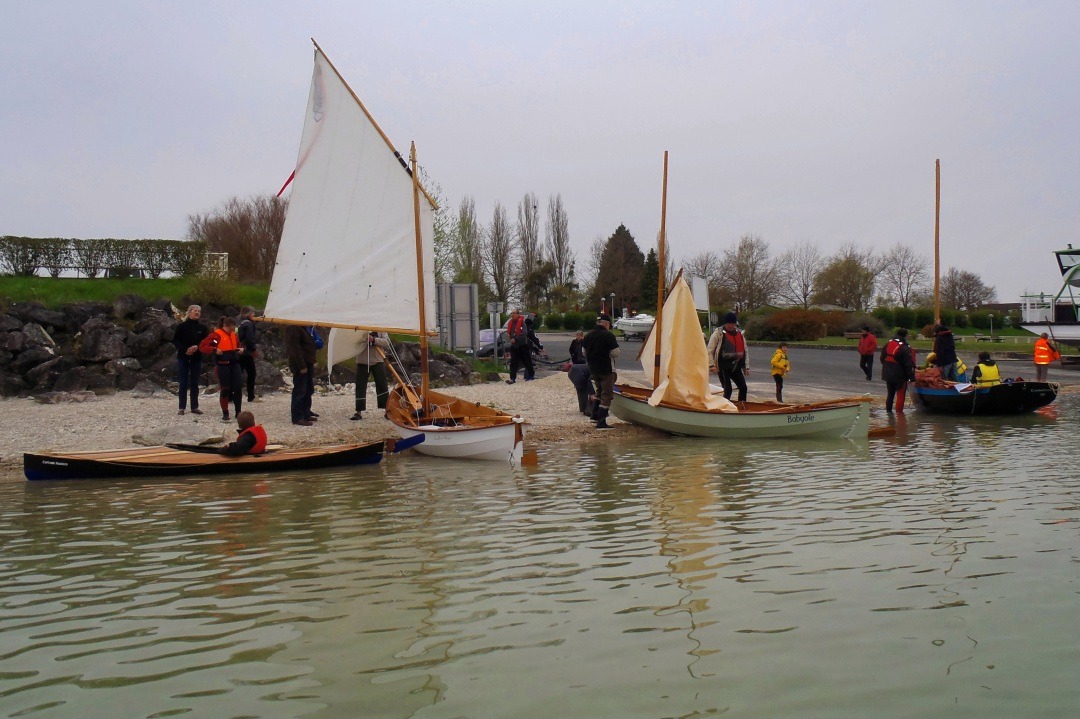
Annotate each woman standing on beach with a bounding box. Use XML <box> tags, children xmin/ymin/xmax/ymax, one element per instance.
<box><xmin>173</xmin><ymin>305</ymin><xmax>209</xmax><ymax>415</ymax></box>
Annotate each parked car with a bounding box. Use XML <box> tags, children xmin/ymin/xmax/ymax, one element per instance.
<box><xmin>474</xmin><ymin>328</ymin><xmax>509</xmax><ymax>358</ymax></box>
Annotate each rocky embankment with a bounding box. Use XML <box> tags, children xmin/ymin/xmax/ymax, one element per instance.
<box><xmin>0</xmin><ymin>295</ymin><xmax>489</xmax><ymax>400</ymax></box>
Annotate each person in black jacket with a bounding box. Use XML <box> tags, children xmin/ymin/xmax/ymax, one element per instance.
<box><xmin>931</xmin><ymin>324</ymin><xmax>959</xmax><ymax>381</ymax></box>
<box><xmin>236</xmin><ymin>306</ymin><xmax>259</xmax><ymax>402</ymax></box>
<box><xmin>284</xmin><ymin>325</ymin><xmax>318</xmax><ymax>425</ymax></box>
<box><xmin>582</xmin><ymin>314</ymin><xmax>620</xmax><ymax>429</ymax></box>
<box><xmin>172</xmin><ymin>304</ymin><xmax>209</xmax><ymax>415</ymax></box>
<box><xmin>880</xmin><ymin>328</ymin><xmax>916</xmax><ymax>412</ymax></box>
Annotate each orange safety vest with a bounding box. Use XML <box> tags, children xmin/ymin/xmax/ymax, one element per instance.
<box><xmin>200</xmin><ymin>328</ymin><xmax>241</xmax><ymax>355</ymax></box>
<box><xmin>1034</xmin><ymin>338</ymin><xmax>1058</xmax><ymax>365</ymax></box>
<box><xmin>239</xmin><ymin>424</ymin><xmax>268</xmax><ymax>454</ymax></box>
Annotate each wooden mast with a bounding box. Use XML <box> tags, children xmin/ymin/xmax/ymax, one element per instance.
<box><xmin>934</xmin><ymin>159</ymin><xmax>941</xmax><ymax>324</ymax></box>
<box><xmin>653</xmin><ymin>151</ymin><xmax>669</xmax><ymax>389</ymax></box>
<box><xmin>410</xmin><ymin>143</ymin><xmax>430</xmax><ymax>413</ymax></box>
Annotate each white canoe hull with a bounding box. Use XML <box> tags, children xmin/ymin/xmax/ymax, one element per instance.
<box><xmin>391</xmin><ymin>422</ymin><xmax>521</xmax><ymax>462</ymax></box>
<box><xmin>611</xmin><ymin>387</ymin><xmax>870</xmax><ymax>440</ymax></box>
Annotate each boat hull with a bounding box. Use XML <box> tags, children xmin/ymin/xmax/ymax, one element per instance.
<box><xmin>1019</xmin><ymin>323</ymin><xmax>1080</xmax><ymax>348</ymax></box>
<box><xmin>611</xmin><ymin>386</ymin><xmax>870</xmax><ymax>439</ymax></box>
<box><xmin>23</xmin><ymin>440</ymin><xmax>403</xmax><ymax>481</ymax></box>
<box><xmin>386</xmin><ymin>386</ymin><xmax>524</xmax><ymax>462</ymax></box>
<box><xmin>913</xmin><ymin>381</ymin><xmax>1058</xmax><ymax>415</ymax></box>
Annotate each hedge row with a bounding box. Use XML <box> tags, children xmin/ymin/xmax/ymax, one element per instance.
<box><xmin>0</xmin><ymin>236</ymin><xmax>209</xmax><ymax>279</ymax></box>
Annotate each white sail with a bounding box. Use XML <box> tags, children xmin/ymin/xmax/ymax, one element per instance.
<box><xmin>264</xmin><ymin>48</ymin><xmax>437</xmax><ymax>334</ymax></box>
<box><xmin>640</xmin><ymin>276</ymin><xmax>734</xmax><ymax>411</ymax></box>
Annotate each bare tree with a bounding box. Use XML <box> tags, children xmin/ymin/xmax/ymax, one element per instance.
<box><xmin>187</xmin><ymin>194</ymin><xmax>288</xmax><ymax>282</ymax></box>
<box><xmin>941</xmin><ymin>267</ymin><xmax>997</xmax><ymax>310</ymax></box>
<box><xmin>811</xmin><ymin>243</ymin><xmax>879</xmax><ymax>311</ymax></box>
<box><xmin>545</xmin><ymin>194</ymin><xmax>573</xmax><ymax>287</ymax></box>
<box><xmin>450</xmin><ymin>196</ymin><xmax>485</xmax><ymax>288</ymax></box>
<box><xmin>582</xmin><ymin>236</ymin><xmax>606</xmax><ymax>295</ymax></box>
<box><xmin>516</xmin><ymin>193</ymin><xmax>543</xmax><ymax>308</ymax></box>
<box><xmin>418</xmin><ymin>168</ymin><xmax>452</xmax><ymax>284</ymax></box>
<box><xmin>718</xmin><ymin>234</ymin><xmax>781</xmax><ymax>312</ymax></box>
<box><xmin>878</xmin><ymin>243</ymin><xmax>931</xmax><ymax>308</ymax></box>
<box><xmin>682</xmin><ymin>250</ymin><xmax>723</xmax><ymax>308</ymax></box>
<box><xmin>776</xmin><ymin>242</ymin><xmax>824</xmax><ymax>308</ymax></box>
<box><xmin>483</xmin><ymin>202</ymin><xmax>516</xmax><ymax>304</ymax></box>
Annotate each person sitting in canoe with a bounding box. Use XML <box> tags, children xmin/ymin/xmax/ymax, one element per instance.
<box><xmin>218</xmin><ymin>411</ymin><xmax>268</xmax><ymax>456</ymax></box>
<box><xmin>970</xmin><ymin>351</ymin><xmax>1002</xmax><ymax>387</ymax></box>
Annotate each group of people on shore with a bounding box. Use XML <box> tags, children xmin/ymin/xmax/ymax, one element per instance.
<box><xmin>173</xmin><ymin>304</ymin><xmax>259</xmax><ymax>421</ymax></box>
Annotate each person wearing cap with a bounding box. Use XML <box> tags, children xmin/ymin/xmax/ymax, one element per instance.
<box><xmin>706</xmin><ymin>310</ymin><xmax>750</xmax><ymax>402</ymax></box>
<box><xmin>880</xmin><ymin>327</ymin><xmax>916</xmax><ymax>412</ymax></box>
<box><xmin>931</xmin><ymin>324</ymin><xmax>959</xmax><ymax>381</ymax></box>
<box><xmin>582</xmin><ymin>314</ymin><xmax>620</xmax><ymax>429</ymax></box>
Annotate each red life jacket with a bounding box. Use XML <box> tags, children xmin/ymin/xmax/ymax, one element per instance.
<box><xmin>507</xmin><ymin>315</ymin><xmax>525</xmax><ymax>338</ymax></box>
<box><xmin>883</xmin><ymin>339</ymin><xmax>905</xmax><ymax>363</ymax></box>
<box><xmin>239</xmin><ymin>424</ymin><xmax>268</xmax><ymax>454</ymax></box>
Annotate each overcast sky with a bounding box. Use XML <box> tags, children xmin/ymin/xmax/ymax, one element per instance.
<box><xmin>3</xmin><ymin>0</ymin><xmax>1078</xmax><ymax>303</ymax></box>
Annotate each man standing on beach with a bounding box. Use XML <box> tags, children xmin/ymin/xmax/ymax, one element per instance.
<box><xmin>857</xmin><ymin>325</ymin><xmax>877</xmax><ymax>381</ymax></box>
<box><xmin>583</xmin><ymin>314</ymin><xmax>619</xmax><ymax>429</ymax></box>
<box><xmin>880</xmin><ymin>328</ymin><xmax>916</xmax><ymax>412</ymax></box>
<box><xmin>284</xmin><ymin>325</ymin><xmax>318</xmax><ymax>426</ymax></box>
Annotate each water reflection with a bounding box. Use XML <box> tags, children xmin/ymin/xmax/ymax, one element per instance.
<box><xmin>1</xmin><ymin>395</ymin><xmax>1077</xmax><ymax>718</ymax></box>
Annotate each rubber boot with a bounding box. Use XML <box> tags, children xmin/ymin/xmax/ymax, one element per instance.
<box><xmin>589</xmin><ymin>398</ymin><xmax>601</xmax><ymax>422</ymax></box>
<box><xmin>595</xmin><ymin>407</ymin><xmax>611</xmax><ymax>429</ymax></box>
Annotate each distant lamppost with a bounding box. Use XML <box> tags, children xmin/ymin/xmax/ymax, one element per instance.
<box><xmin>989</xmin><ymin>313</ymin><xmax>995</xmax><ymax>337</ymax></box>
<box><xmin>610</xmin><ymin>292</ymin><xmax>616</xmax><ymax>319</ymax></box>
<box><xmin>601</xmin><ymin>297</ymin><xmax>606</xmax><ymax>315</ymax></box>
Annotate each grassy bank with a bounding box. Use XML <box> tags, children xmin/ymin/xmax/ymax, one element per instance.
<box><xmin>0</xmin><ymin>276</ymin><xmax>269</xmax><ymax>310</ymax></box>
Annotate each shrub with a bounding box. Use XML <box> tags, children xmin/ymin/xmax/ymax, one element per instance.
<box><xmin>953</xmin><ymin>312</ymin><xmax>969</xmax><ymax>329</ymax></box>
<box><xmin>746</xmin><ymin>308</ymin><xmax>827</xmax><ymax>341</ymax></box>
<box><xmin>846</xmin><ymin>313</ymin><xmax>887</xmax><ymax>337</ymax></box>
<box><xmin>871</xmin><ymin>306</ymin><xmax>893</xmax><ymax>326</ymax></box>
<box><xmin>821</xmin><ymin>311</ymin><xmax>849</xmax><ymax>336</ymax></box>
<box><xmin>0</xmin><ymin>236</ymin><xmax>42</xmax><ymax>276</ymax></box>
<box><xmin>184</xmin><ymin>274</ymin><xmax>244</xmax><ymax>309</ymax></box>
<box><xmin>969</xmin><ymin>310</ymin><xmax>992</xmax><ymax>330</ymax></box>
<box><xmin>893</xmin><ymin>306</ymin><xmax>916</xmax><ymax>329</ymax></box>
<box><xmin>914</xmin><ymin>307</ymin><xmax>935</xmax><ymax>328</ymax></box>
<box><xmin>545</xmin><ymin>313</ymin><xmax>563</xmax><ymax>331</ymax></box>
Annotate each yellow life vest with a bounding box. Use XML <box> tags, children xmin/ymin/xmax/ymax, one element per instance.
<box><xmin>974</xmin><ymin>362</ymin><xmax>1001</xmax><ymax>386</ymax></box>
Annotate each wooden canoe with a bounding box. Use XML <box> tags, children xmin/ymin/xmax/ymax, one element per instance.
<box><xmin>24</xmin><ymin>435</ymin><xmax>423</xmax><ymax>481</ymax></box>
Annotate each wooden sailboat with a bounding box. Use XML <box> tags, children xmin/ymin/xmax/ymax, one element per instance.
<box><xmin>263</xmin><ymin>41</ymin><xmax>524</xmax><ymax>462</ymax></box>
<box><xmin>913</xmin><ymin>160</ymin><xmax>1059</xmax><ymax>415</ymax></box>
<box><xmin>610</xmin><ymin>152</ymin><xmax>871</xmax><ymax>439</ymax></box>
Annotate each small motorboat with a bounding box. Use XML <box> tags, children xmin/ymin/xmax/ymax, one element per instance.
<box><xmin>613</xmin><ymin>313</ymin><xmax>655</xmax><ymax>340</ymax></box>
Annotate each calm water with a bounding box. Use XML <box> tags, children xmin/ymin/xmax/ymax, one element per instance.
<box><xmin>1</xmin><ymin>396</ymin><xmax>1077</xmax><ymax>718</ymax></box>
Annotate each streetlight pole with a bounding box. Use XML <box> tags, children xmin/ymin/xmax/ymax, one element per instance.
<box><xmin>610</xmin><ymin>292</ymin><xmax>616</xmax><ymax>319</ymax></box>
<box><xmin>989</xmin><ymin>313</ymin><xmax>995</xmax><ymax>337</ymax></box>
